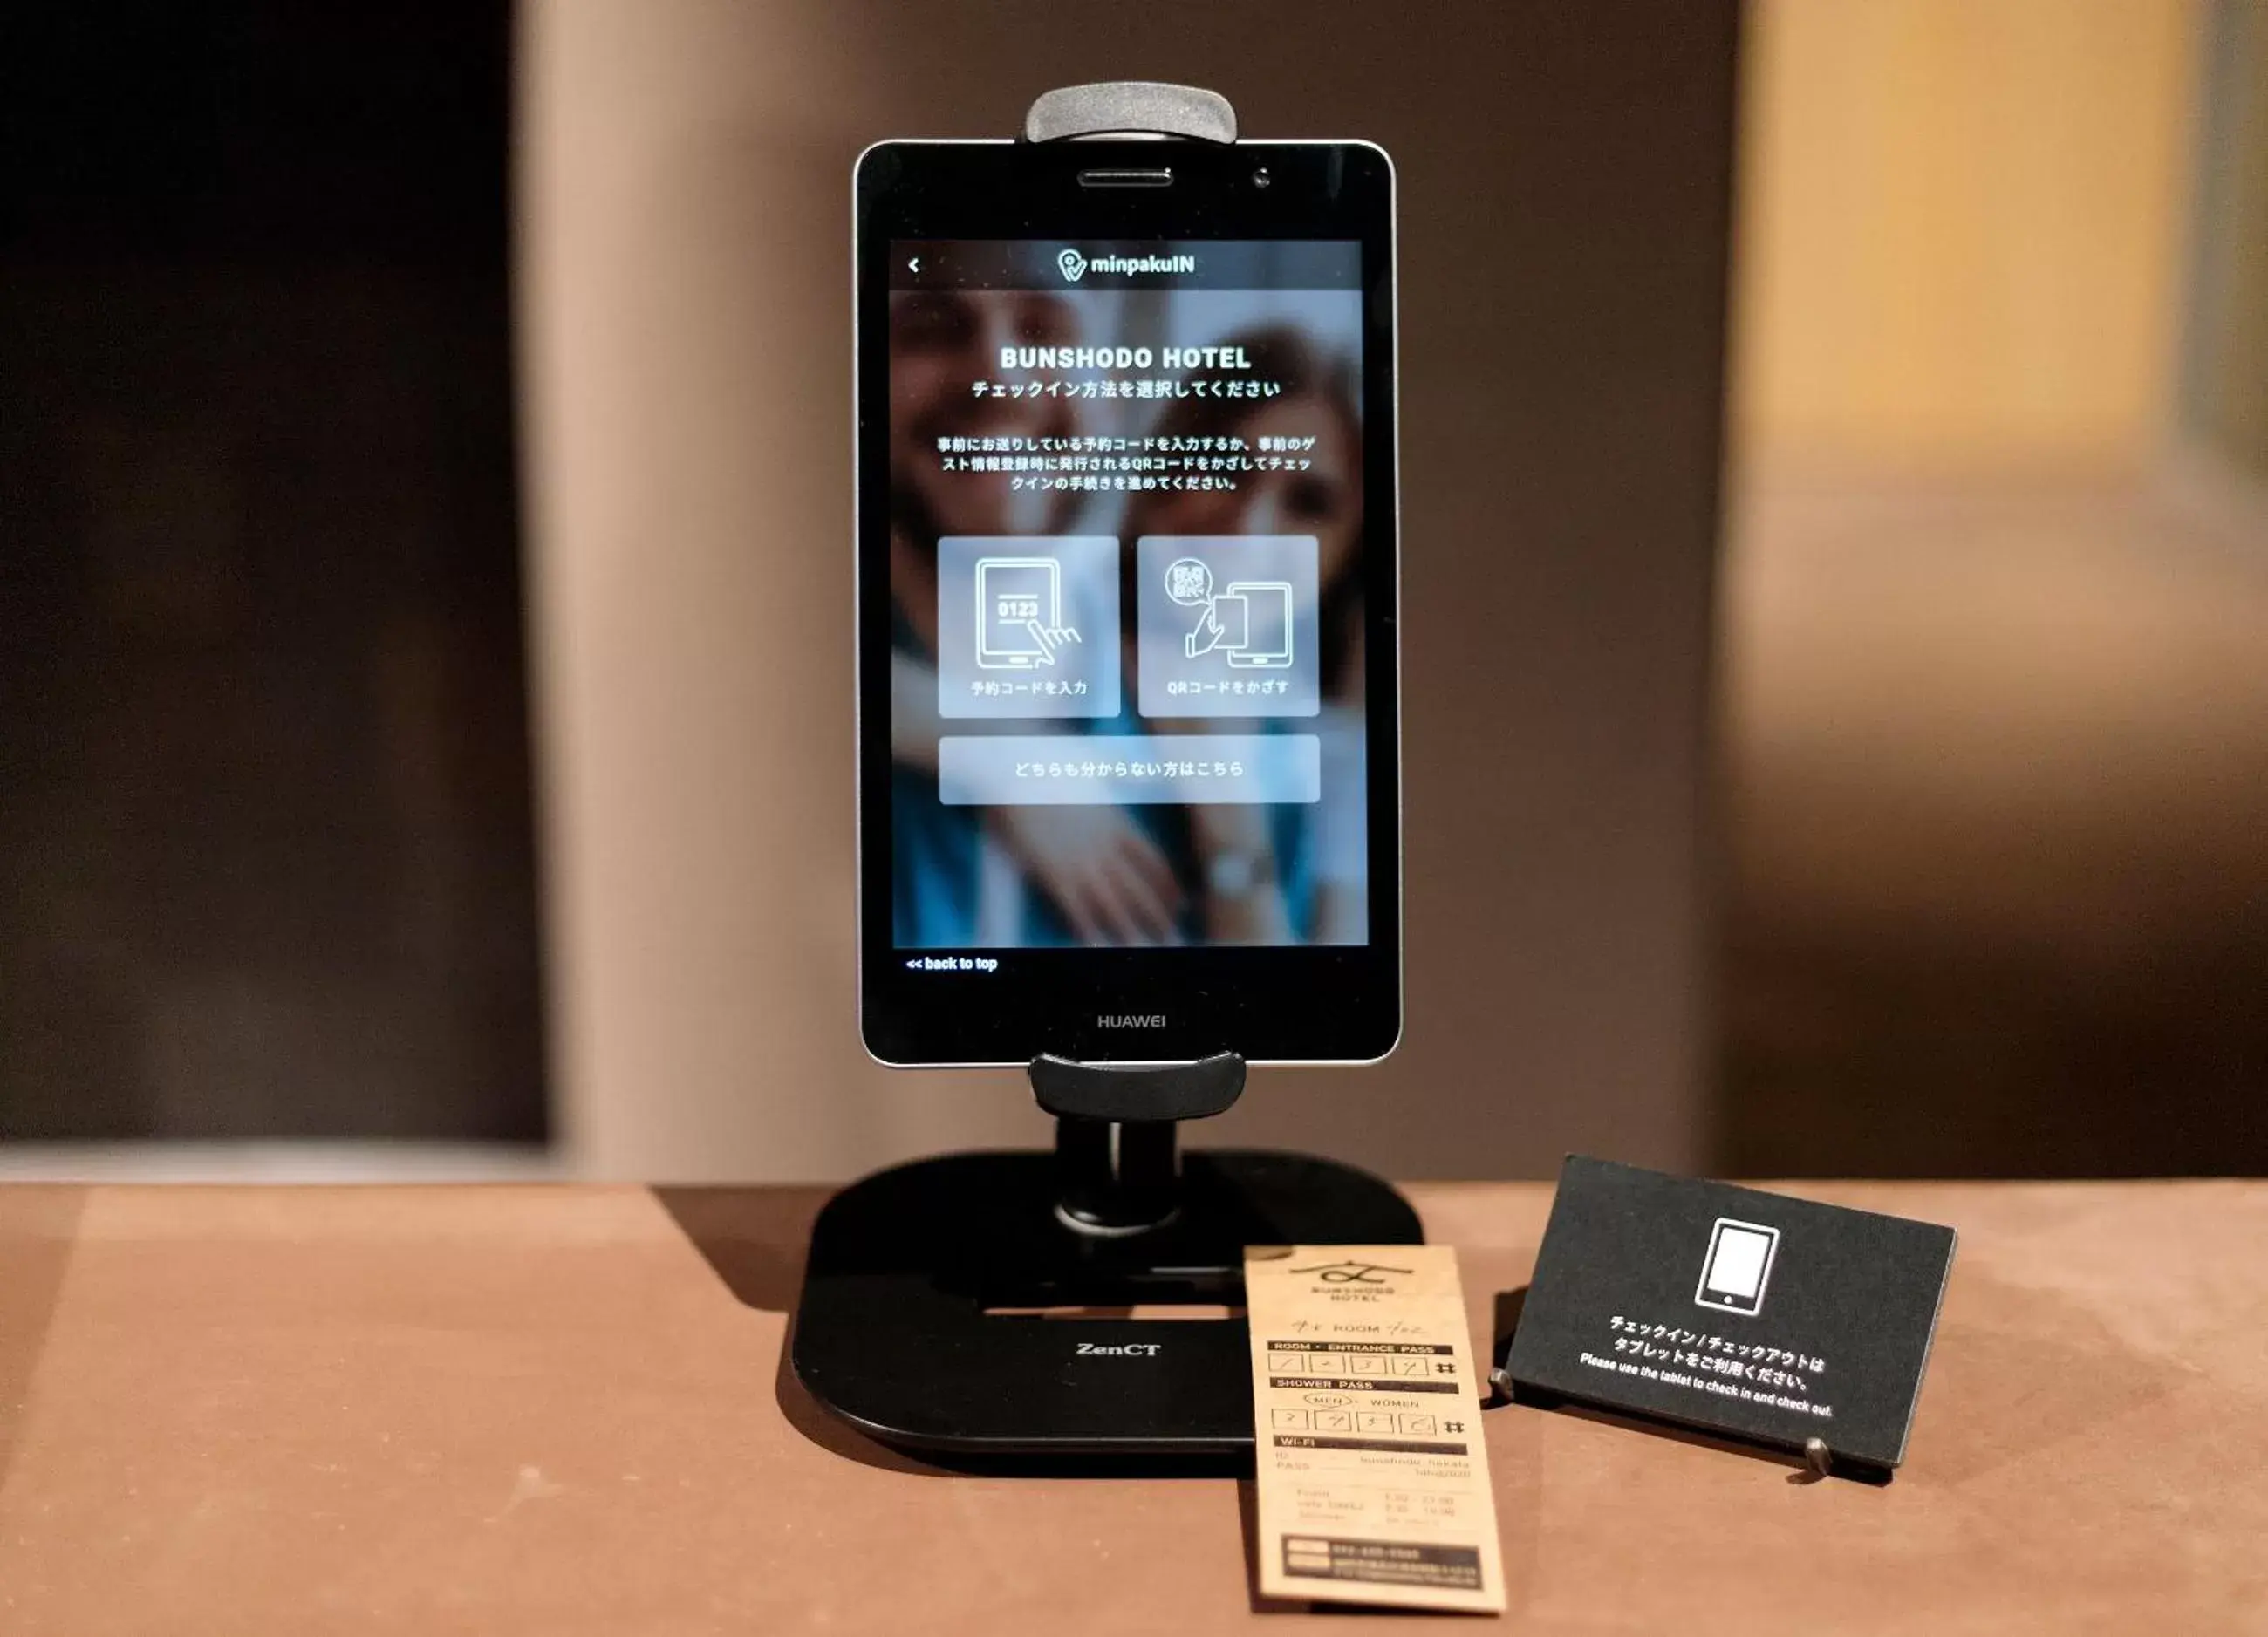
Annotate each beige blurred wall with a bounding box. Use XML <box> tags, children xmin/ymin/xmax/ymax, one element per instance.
<box><xmin>1736</xmin><ymin>0</ymin><xmax>2202</xmax><ymax>467</ymax></box>
<box><xmin>1714</xmin><ymin>3</ymin><xmax>2268</xmax><ymax>1179</ymax></box>
<box><xmin>516</xmin><ymin>3</ymin><xmax>1016</xmax><ymax>1179</ymax></box>
<box><xmin>518</xmin><ymin>1</ymin><xmax>1737</xmax><ymax>1181</ymax></box>
<box><xmin>2181</xmin><ymin>0</ymin><xmax>2268</xmax><ymax>480</ymax></box>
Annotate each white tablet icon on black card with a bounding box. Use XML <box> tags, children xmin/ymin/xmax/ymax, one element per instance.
<box><xmin>1695</xmin><ymin>1218</ymin><xmax>1780</xmax><ymax>1316</ymax></box>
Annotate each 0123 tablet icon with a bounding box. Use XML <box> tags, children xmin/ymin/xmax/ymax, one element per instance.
<box><xmin>974</xmin><ymin>556</ymin><xmax>1082</xmax><ymax>669</ymax></box>
<box><xmin>1693</xmin><ymin>1218</ymin><xmax>1780</xmax><ymax>1316</ymax></box>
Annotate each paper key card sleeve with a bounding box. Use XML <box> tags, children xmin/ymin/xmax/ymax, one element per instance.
<box><xmin>1503</xmin><ymin>1157</ymin><xmax>1957</xmax><ymax>1471</ymax></box>
<box><xmin>1246</xmin><ymin>1245</ymin><xmax>1506</xmax><ymax>1613</ymax></box>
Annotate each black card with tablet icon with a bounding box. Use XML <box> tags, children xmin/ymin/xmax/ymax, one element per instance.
<box><xmin>1501</xmin><ymin>1157</ymin><xmax>1957</xmax><ymax>1475</ymax></box>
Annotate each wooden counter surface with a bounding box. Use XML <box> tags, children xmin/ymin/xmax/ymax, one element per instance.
<box><xmin>1</xmin><ymin>1178</ymin><xmax>2261</xmax><ymax>1633</ymax></box>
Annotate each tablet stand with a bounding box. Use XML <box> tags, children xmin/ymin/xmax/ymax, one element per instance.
<box><xmin>791</xmin><ymin>1051</ymin><xmax>1419</xmax><ymax>1460</ymax></box>
<box><xmin>789</xmin><ymin>85</ymin><xmax>1418</xmax><ymax>1463</ymax></box>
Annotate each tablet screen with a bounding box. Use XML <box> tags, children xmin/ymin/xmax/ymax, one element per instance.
<box><xmin>885</xmin><ymin>240</ymin><xmax>1369</xmax><ymax>951</ymax></box>
<box><xmin>857</xmin><ymin>141</ymin><xmax>1398</xmax><ymax>1065</ymax></box>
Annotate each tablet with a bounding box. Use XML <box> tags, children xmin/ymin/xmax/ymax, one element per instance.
<box><xmin>856</xmin><ymin>137</ymin><xmax>1400</xmax><ymax>1067</ymax></box>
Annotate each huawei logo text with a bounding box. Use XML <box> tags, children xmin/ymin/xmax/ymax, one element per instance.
<box><xmin>1096</xmin><ymin>1013</ymin><xmax>1168</xmax><ymax>1028</ymax></box>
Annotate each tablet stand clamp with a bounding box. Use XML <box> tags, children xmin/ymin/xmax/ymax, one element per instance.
<box><xmin>789</xmin><ymin>85</ymin><xmax>1419</xmax><ymax>1462</ymax></box>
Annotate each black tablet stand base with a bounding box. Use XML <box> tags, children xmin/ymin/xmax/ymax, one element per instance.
<box><xmin>789</xmin><ymin>1054</ymin><xmax>1420</xmax><ymax>1463</ymax></box>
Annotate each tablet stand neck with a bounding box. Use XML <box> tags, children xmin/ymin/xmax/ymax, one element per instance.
<box><xmin>1053</xmin><ymin>1117</ymin><xmax>1179</xmax><ymax>1232</ymax></box>
<box><xmin>1030</xmin><ymin>1052</ymin><xmax>1247</xmax><ymax>1234</ymax></box>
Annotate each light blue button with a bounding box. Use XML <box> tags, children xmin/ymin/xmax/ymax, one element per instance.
<box><xmin>937</xmin><ymin>536</ymin><xmax>1121</xmax><ymax>720</ymax></box>
<box><xmin>939</xmin><ymin>733</ymin><xmax>1321</xmax><ymax>806</ymax></box>
<box><xmin>1137</xmin><ymin>535</ymin><xmax>1319</xmax><ymax>720</ymax></box>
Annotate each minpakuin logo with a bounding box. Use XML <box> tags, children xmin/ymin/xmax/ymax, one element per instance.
<box><xmin>1056</xmin><ymin>248</ymin><xmax>1194</xmax><ymax>283</ymax></box>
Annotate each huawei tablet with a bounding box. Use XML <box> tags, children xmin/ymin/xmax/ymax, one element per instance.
<box><xmin>856</xmin><ymin>136</ymin><xmax>1400</xmax><ymax>1065</ymax></box>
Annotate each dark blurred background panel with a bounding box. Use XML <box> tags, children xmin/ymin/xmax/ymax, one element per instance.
<box><xmin>0</xmin><ymin>3</ymin><xmax>544</xmax><ymax>1138</ymax></box>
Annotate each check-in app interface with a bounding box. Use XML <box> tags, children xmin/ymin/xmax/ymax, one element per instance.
<box><xmin>887</xmin><ymin>241</ymin><xmax>1368</xmax><ymax>948</ymax></box>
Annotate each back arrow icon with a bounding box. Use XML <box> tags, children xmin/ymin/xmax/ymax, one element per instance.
<box><xmin>908</xmin><ymin>256</ymin><xmax>920</xmax><ymax>273</ymax></box>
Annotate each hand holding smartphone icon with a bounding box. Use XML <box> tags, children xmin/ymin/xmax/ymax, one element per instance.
<box><xmin>1167</xmin><ymin>556</ymin><xmax>1291</xmax><ymax>667</ymax></box>
<box><xmin>1185</xmin><ymin>593</ymin><xmax>1250</xmax><ymax>657</ymax></box>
